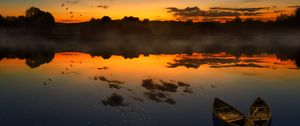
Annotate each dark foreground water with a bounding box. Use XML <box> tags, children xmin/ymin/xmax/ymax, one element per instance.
<box><xmin>0</xmin><ymin>52</ymin><xmax>300</xmax><ymax>126</ymax></box>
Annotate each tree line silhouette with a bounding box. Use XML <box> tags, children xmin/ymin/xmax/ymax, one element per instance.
<box><xmin>0</xmin><ymin>7</ymin><xmax>300</xmax><ymax>29</ymax></box>
<box><xmin>0</xmin><ymin>7</ymin><xmax>54</xmax><ymax>28</ymax></box>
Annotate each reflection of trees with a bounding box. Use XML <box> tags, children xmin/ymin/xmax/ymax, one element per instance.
<box><xmin>0</xmin><ymin>50</ymin><xmax>55</xmax><ymax>68</ymax></box>
<box><xmin>276</xmin><ymin>48</ymin><xmax>300</xmax><ymax>68</ymax></box>
<box><xmin>25</xmin><ymin>52</ymin><xmax>55</xmax><ymax>68</ymax></box>
<box><xmin>90</xmin><ymin>51</ymin><xmax>113</xmax><ymax>59</ymax></box>
<box><xmin>293</xmin><ymin>50</ymin><xmax>300</xmax><ymax>67</ymax></box>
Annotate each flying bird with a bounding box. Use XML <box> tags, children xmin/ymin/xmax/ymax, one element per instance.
<box><xmin>70</xmin><ymin>11</ymin><xmax>73</xmax><ymax>14</ymax></box>
<box><xmin>66</xmin><ymin>8</ymin><xmax>69</xmax><ymax>10</ymax></box>
<box><xmin>62</xmin><ymin>3</ymin><xmax>65</xmax><ymax>7</ymax></box>
<box><xmin>97</xmin><ymin>5</ymin><xmax>109</xmax><ymax>9</ymax></box>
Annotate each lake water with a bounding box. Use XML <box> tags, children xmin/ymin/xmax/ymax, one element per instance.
<box><xmin>0</xmin><ymin>52</ymin><xmax>300</xmax><ymax>126</ymax></box>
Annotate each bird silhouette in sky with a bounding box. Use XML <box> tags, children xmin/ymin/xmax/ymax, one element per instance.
<box><xmin>59</xmin><ymin>1</ymin><xmax>84</xmax><ymax>20</ymax></box>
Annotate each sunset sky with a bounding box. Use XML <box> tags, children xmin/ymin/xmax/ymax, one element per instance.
<box><xmin>0</xmin><ymin>0</ymin><xmax>299</xmax><ymax>22</ymax></box>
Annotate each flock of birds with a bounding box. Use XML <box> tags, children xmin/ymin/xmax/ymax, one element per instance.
<box><xmin>43</xmin><ymin>60</ymin><xmax>82</xmax><ymax>86</ymax></box>
<box><xmin>60</xmin><ymin>1</ymin><xmax>82</xmax><ymax>19</ymax></box>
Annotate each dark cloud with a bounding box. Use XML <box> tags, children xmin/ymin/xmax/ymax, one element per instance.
<box><xmin>243</xmin><ymin>59</ymin><xmax>263</xmax><ymax>63</ymax></box>
<box><xmin>166</xmin><ymin>7</ymin><xmax>206</xmax><ymax>17</ymax></box>
<box><xmin>210</xmin><ymin>7</ymin><xmax>270</xmax><ymax>12</ymax></box>
<box><xmin>167</xmin><ymin>57</ymin><xmax>240</xmax><ymax>69</ymax></box>
<box><xmin>97</xmin><ymin>5</ymin><xmax>109</xmax><ymax>9</ymax></box>
<box><xmin>166</xmin><ymin>54</ymin><xmax>274</xmax><ymax>69</ymax></box>
<box><xmin>142</xmin><ymin>79</ymin><xmax>193</xmax><ymax>104</ymax></box>
<box><xmin>206</xmin><ymin>11</ymin><xmax>241</xmax><ymax>17</ymax></box>
<box><xmin>142</xmin><ymin>79</ymin><xmax>178</xmax><ymax>92</ymax></box>
<box><xmin>166</xmin><ymin>6</ymin><xmax>273</xmax><ymax>19</ymax></box>
<box><xmin>166</xmin><ymin>7</ymin><xmax>240</xmax><ymax>18</ymax></box>
<box><xmin>143</xmin><ymin>91</ymin><xmax>176</xmax><ymax>105</ymax></box>
<box><xmin>97</xmin><ymin>66</ymin><xmax>108</xmax><ymax>70</ymax></box>
<box><xmin>132</xmin><ymin>97</ymin><xmax>144</xmax><ymax>102</ymax></box>
<box><xmin>177</xmin><ymin>82</ymin><xmax>190</xmax><ymax>87</ymax></box>
<box><xmin>108</xmin><ymin>84</ymin><xmax>122</xmax><ymax>89</ymax></box>
<box><xmin>210</xmin><ymin>85</ymin><xmax>217</xmax><ymax>88</ymax></box>
<box><xmin>288</xmin><ymin>6</ymin><xmax>300</xmax><ymax>8</ymax></box>
<box><xmin>242</xmin><ymin>12</ymin><xmax>266</xmax><ymax>16</ymax></box>
<box><xmin>102</xmin><ymin>93</ymin><xmax>127</xmax><ymax>107</ymax></box>
<box><xmin>243</xmin><ymin>0</ymin><xmax>257</xmax><ymax>2</ymax></box>
<box><xmin>94</xmin><ymin>76</ymin><xmax>124</xmax><ymax>84</ymax></box>
<box><xmin>210</xmin><ymin>63</ymin><xmax>269</xmax><ymax>68</ymax></box>
<box><xmin>177</xmin><ymin>82</ymin><xmax>193</xmax><ymax>93</ymax></box>
<box><xmin>66</xmin><ymin>0</ymin><xmax>80</xmax><ymax>4</ymax></box>
<box><xmin>93</xmin><ymin>76</ymin><xmax>124</xmax><ymax>89</ymax></box>
<box><xmin>274</xmin><ymin>10</ymin><xmax>286</xmax><ymax>13</ymax></box>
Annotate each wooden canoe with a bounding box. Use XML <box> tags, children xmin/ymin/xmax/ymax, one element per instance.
<box><xmin>248</xmin><ymin>97</ymin><xmax>271</xmax><ymax>126</ymax></box>
<box><xmin>213</xmin><ymin>98</ymin><xmax>246</xmax><ymax>126</ymax></box>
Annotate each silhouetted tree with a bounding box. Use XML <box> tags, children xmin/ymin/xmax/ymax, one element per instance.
<box><xmin>143</xmin><ymin>19</ymin><xmax>150</xmax><ymax>23</ymax></box>
<box><xmin>89</xmin><ymin>17</ymin><xmax>103</xmax><ymax>24</ymax></box>
<box><xmin>100</xmin><ymin>16</ymin><xmax>112</xmax><ymax>23</ymax></box>
<box><xmin>0</xmin><ymin>15</ymin><xmax>3</xmax><ymax>26</ymax></box>
<box><xmin>276</xmin><ymin>14</ymin><xmax>290</xmax><ymax>22</ymax></box>
<box><xmin>295</xmin><ymin>8</ymin><xmax>300</xmax><ymax>18</ymax></box>
<box><xmin>1</xmin><ymin>16</ymin><xmax>25</xmax><ymax>26</ymax></box>
<box><xmin>244</xmin><ymin>18</ymin><xmax>254</xmax><ymax>23</ymax></box>
<box><xmin>275</xmin><ymin>8</ymin><xmax>300</xmax><ymax>26</ymax></box>
<box><xmin>89</xmin><ymin>17</ymin><xmax>97</xmax><ymax>22</ymax></box>
<box><xmin>232</xmin><ymin>16</ymin><xmax>242</xmax><ymax>23</ymax></box>
<box><xmin>122</xmin><ymin>16</ymin><xmax>139</xmax><ymax>22</ymax></box>
<box><xmin>25</xmin><ymin>7</ymin><xmax>55</xmax><ymax>27</ymax></box>
<box><xmin>294</xmin><ymin>8</ymin><xmax>300</xmax><ymax>23</ymax></box>
<box><xmin>186</xmin><ymin>20</ymin><xmax>193</xmax><ymax>24</ymax></box>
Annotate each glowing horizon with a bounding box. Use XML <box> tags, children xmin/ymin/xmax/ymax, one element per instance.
<box><xmin>0</xmin><ymin>0</ymin><xmax>300</xmax><ymax>22</ymax></box>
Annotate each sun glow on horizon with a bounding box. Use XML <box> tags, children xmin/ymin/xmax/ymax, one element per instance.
<box><xmin>0</xmin><ymin>0</ymin><xmax>299</xmax><ymax>22</ymax></box>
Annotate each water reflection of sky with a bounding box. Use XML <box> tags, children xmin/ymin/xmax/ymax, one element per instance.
<box><xmin>0</xmin><ymin>52</ymin><xmax>300</xmax><ymax>126</ymax></box>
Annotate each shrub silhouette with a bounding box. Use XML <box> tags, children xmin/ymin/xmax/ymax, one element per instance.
<box><xmin>295</xmin><ymin>8</ymin><xmax>300</xmax><ymax>21</ymax></box>
<box><xmin>0</xmin><ymin>15</ymin><xmax>3</xmax><ymax>24</ymax></box>
<box><xmin>100</xmin><ymin>16</ymin><xmax>112</xmax><ymax>23</ymax></box>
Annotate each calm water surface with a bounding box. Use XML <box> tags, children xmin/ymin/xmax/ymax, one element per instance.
<box><xmin>0</xmin><ymin>52</ymin><xmax>300</xmax><ymax>126</ymax></box>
